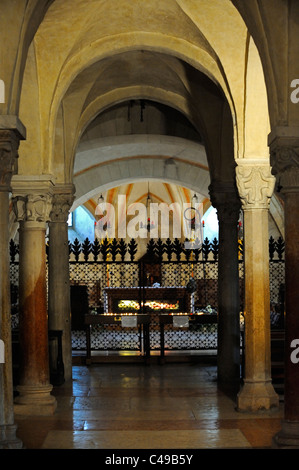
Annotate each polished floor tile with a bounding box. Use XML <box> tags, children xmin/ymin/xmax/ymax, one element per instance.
<box><xmin>14</xmin><ymin>362</ymin><xmax>284</xmax><ymax>449</ymax></box>
<box><xmin>41</xmin><ymin>429</ymin><xmax>252</xmax><ymax>449</ymax></box>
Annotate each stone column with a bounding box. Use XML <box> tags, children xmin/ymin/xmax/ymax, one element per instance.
<box><xmin>270</xmin><ymin>135</ymin><xmax>299</xmax><ymax>447</ymax></box>
<box><xmin>48</xmin><ymin>185</ymin><xmax>75</xmax><ymax>382</ymax></box>
<box><xmin>236</xmin><ymin>160</ymin><xmax>279</xmax><ymax>411</ymax></box>
<box><xmin>209</xmin><ymin>182</ymin><xmax>241</xmax><ymax>386</ymax></box>
<box><xmin>0</xmin><ymin>129</ymin><xmax>23</xmax><ymax>448</ymax></box>
<box><xmin>12</xmin><ymin>176</ymin><xmax>57</xmax><ymax>415</ymax></box>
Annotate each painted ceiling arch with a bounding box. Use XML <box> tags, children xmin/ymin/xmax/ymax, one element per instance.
<box><xmin>73</xmin><ymin>135</ymin><xmax>209</xmax><ymax>209</ymax></box>
<box><xmin>72</xmin><ymin>130</ymin><xmax>284</xmax><ymax>239</ymax></box>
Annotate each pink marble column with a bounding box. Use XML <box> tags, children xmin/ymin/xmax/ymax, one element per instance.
<box><xmin>0</xmin><ymin>129</ymin><xmax>23</xmax><ymax>448</ymax></box>
<box><xmin>12</xmin><ymin>177</ymin><xmax>56</xmax><ymax>415</ymax></box>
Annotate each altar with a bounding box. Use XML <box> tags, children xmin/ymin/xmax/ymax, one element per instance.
<box><xmin>103</xmin><ymin>286</ymin><xmax>192</xmax><ymax>314</ymax></box>
<box><xmin>81</xmin><ymin>287</ymin><xmax>218</xmax><ymax>359</ymax></box>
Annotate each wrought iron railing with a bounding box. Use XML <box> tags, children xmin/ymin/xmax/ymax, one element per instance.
<box><xmin>9</xmin><ymin>236</ymin><xmax>285</xmax><ymax>351</ymax></box>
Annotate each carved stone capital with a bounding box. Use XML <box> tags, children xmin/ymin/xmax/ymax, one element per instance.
<box><xmin>270</xmin><ymin>145</ymin><xmax>299</xmax><ymax>192</ymax></box>
<box><xmin>236</xmin><ymin>162</ymin><xmax>275</xmax><ymax>210</ymax></box>
<box><xmin>12</xmin><ymin>175</ymin><xmax>54</xmax><ymax>227</ymax></box>
<box><xmin>50</xmin><ymin>185</ymin><xmax>75</xmax><ymax>223</ymax></box>
<box><xmin>209</xmin><ymin>181</ymin><xmax>241</xmax><ymax>223</ymax></box>
<box><xmin>0</xmin><ymin>130</ymin><xmax>20</xmax><ymax>191</ymax></box>
<box><xmin>13</xmin><ymin>193</ymin><xmax>52</xmax><ymax>226</ymax></box>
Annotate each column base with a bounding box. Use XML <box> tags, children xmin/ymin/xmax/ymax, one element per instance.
<box><xmin>14</xmin><ymin>384</ymin><xmax>57</xmax><ymax>416</ymax></box>
<box><xmin>0</xmin><ymin>424</ymin><xmax>23</xmax><ymax>449</ymax></box>
<box><xmin>237</xmin><ymin>379</ymin><xmax>279</xmax><ymax>412</ymax></box>
<box><xmin>273</xmin><ymin>420</ymin><xmax>299</xmax><ymax>448</ymax></box>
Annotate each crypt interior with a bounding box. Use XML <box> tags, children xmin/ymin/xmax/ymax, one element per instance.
<box><xmin>0</xmin><ymin>0</ymin><xmax>299</xmax><ymax>449</ymax></box>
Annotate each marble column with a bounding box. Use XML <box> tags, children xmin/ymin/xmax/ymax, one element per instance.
<box><xmin>0</xmin><ymin>129</ymin><xmax>23</xmax><ymax>448</ymax></box>
<box><xmin>270</xmin><ymin>135</ymin><xmax>299</xmax><ymax>447</ymax></box>
<box><xmin>236</xmin><ymin>160</ymin><xmax>279</xmax><ymax>411</ymax></box>
<box><xmin>209</xmin><ymin>182</ymin><xmax>241</xmax><ymax>386</ymax></box>
<box><xmin>48</xmin><ymin>185</ymin><xmax>75</xmax><ymax>382</ymax></box>
<box><xmin>12</xmin><ymin>177</ymin><xmax>57</xmax><ymax>415</ymax></box>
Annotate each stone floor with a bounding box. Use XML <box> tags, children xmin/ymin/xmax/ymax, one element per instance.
<box><xmin>14</xmin><ymin>358</ymin><xmax>284</xmax><ymax>451</ymax></box>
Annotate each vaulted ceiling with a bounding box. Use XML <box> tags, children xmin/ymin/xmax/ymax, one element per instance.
<box><xmin>5</xmin><ymin>0</ymin><xmax>283</xmax><ymax>236</ymax></box>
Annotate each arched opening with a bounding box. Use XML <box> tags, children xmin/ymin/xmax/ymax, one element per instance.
<box><xmin>62</xmin><ymin>51</ymin><xmax>243</xmax><ymax>376</ymax></box>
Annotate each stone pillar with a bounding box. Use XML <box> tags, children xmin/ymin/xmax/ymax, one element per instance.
<box><xmin>12</xmin><ymin>176</ymin><xmax>57</xmax><ymax>415</ymax></box>
<box><xmin>270</xmin><ymin>134</ymin><xmax>299</xmax><ymax>447</ymax></box>
<box><xmin>48</xmin><ymin>185</ymin><xmax>75</xmax><ymax>382</ymax></box>
<box><xmin>0</xmin><ymin>129</ymin><xmax>23</xmax><ymax>448</ymax></box>
<box><xmin>236</xmin><ymin>160</ymin><xmax>279</xmax><ymax>411</ymax></box>
<box><xmin>209</xmin><ymin>182</ymin><xmax>241</xmax><ymax>386</ymax></box>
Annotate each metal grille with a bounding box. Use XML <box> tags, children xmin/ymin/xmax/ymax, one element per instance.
<box><xmin>269</xmin><ymin>262</ymin><xmax>285</xmax><ymax>304</ymax></box>
<box><xmin>9</xmin><ymin>236</ymin><xmax>285</xmax><ymax>352</ymax></box>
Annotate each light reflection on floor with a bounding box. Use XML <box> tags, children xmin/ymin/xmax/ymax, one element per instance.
<box><xmin>14</xmin><ymin>361</ymin><xmax>283</xmax><ymax>450</ymax></box>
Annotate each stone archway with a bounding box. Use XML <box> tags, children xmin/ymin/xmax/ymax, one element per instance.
<box><xmin>73</xmin><ymin>135</ymin><xmax>210</xmax><ymax>209</ymax></box>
